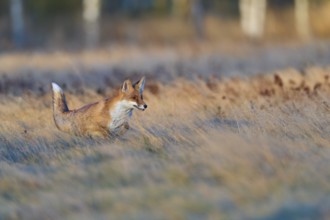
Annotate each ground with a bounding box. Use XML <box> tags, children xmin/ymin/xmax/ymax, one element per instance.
<box><xmin>0</xmin><ymin>42</ymin><xmax>330</xmax><ymax>219</ymax></box>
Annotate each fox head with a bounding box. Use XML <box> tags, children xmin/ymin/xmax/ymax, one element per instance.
<box><xmin>120</xmin><ymin>77</ymin><xmax>147</xmax><ymax>111</ymax></box>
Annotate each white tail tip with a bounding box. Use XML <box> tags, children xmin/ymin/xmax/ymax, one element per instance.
<box><xmin>52</xmin><ymin>82</ymin><xmax>62</xmax><ymax>93</ymax></box>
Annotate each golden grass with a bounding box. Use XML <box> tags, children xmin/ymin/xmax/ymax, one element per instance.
<box><xmin>0</xmin><ymin>59</ymin><xmax>330</xmax><ymax>219</ymax></box>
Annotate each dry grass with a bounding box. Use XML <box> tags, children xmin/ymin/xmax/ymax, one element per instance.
<box><xmin>0</xmin><ymin>48</ymin><xmax>330</xmax><ymax>219</ymax></box>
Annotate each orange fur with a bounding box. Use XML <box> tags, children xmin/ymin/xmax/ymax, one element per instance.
<box><xmin>52</xmin><ymin>77</ymin><xmax>147</xmax><ymax>138</ymax></box>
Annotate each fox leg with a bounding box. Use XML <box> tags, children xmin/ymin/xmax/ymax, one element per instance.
<box><xmin>119</xmin><ymin>122</ymin><xmax>129</xmax><ymax>136</ymax></box>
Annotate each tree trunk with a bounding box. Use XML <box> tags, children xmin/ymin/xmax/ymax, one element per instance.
<box><xmin>10</xmin><ymin>0</ymin><xmax>25</xmax><ymax>48</ymax></box>
<box><xmin>295</xmin><ymin>0</ymin><xmax>310</xmax><ymax>40</ymax></box>
<box><xmin>191</xmin><ymin>0</ymin><xmax>205</xmax><ymax>40</ymax></box>
<box><xmin>239</xmin><ymin>0</ymin><xmax>267</xmax><ymax>40</ymax></box>
<box><xmin>83</xmin><ymin>0</ymin><xmax>101</xmax><ymax>48</ymax></box>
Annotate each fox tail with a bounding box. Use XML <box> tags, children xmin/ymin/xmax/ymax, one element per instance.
<box><xmin>51</xmin><ymin>82</ymin><xmax>70</xmax><ymax>130</ymax></box>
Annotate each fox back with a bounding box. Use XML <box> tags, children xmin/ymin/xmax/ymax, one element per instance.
<box><xmin>51</xmin><ymin>77</ymin><xmax>147</xmax><ymax>138</ymax></box>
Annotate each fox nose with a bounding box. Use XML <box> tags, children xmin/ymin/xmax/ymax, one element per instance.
<box><xmin>144</xmin><ymin>104</ymin><xmax>148</xmax><ymax>109</ymax></box>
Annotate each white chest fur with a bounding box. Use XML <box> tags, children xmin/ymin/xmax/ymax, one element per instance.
<box><xmin>108</xmin><ymin>100</ymin><xmax>134</xmax><ymax>132</ymax></box>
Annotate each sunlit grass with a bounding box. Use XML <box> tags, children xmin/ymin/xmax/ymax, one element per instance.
<box><xmin>0</xmin><ymin>63</ymin><xmax>330</xmax><ymax>219</ymax></box>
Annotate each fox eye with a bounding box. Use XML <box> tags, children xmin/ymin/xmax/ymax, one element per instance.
<box><xmin>132</xmin><ymin>95</ymin><xmax>138</xmax><ymax>99</ymax></box>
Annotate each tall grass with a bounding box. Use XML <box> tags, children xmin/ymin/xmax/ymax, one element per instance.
<box><xmin>0</xmin><ymin>62</ymin><xmax>330</xmax><ymax>219</ymax></box>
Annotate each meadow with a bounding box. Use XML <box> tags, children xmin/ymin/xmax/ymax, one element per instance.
<box><xmin>0</xmin><ymin>43</ymin><xmax>330</xmax><ymax>219</ymax></box>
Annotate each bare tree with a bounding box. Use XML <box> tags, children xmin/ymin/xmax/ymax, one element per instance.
<box><xmin>191</xmin><ymin>0</ymin><xmax>205</xmax><ymax>40</ymax></box>
<box><xmin>239</xmin><ymin>0</ymin><xmax>267</xmax><ymax>40</ymax></box>
<box><xmin>10</xmin><ymin>0</ymin><xmax>25</xmax><ymax>47</ymax></box>
<box><xmin>295</xmin><ymin>0</ymin><xmax>310</xmax><ymax>40</ymax></box>
<box><xmin>83</xmin><ymin>0</ymin><xmax>101</xmax><ymax>48</ymax></box>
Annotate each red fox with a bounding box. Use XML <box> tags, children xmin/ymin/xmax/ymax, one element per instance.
<box><xmin>51</xmin><ymin>77</ymin><xmax>147</xmax><ymax>138</ymax></box>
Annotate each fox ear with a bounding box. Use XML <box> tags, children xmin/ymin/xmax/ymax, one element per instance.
<box><xmin>134</xmin><ymin>76</ymin><xmax>145</xmax><ymax>94</ymax></box>
<box><xmin>122</xmin><ymin>80</ymin><xmax>133</xmax><ymax>93</ymax></box>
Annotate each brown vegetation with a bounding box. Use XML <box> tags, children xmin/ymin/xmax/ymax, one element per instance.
<box><xmin>0</xmin><ymin>53</ymin><xmax>330</xmax><ymax>219</ymax></box>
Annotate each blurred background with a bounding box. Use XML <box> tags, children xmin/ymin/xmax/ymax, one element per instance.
<box><xmin>1</xmin><ymin>0</ymin><xmax>330</xmax><ymax>51</ymax></box>
<box><xmin>1</xmin><ymin>0</ymin><xmax>330</xmax><ymax>96</ymax></box>
<box><xmin>2</xmin><ymin>2</ymin><xmax>330</xmax><ymax>220</ymax></box>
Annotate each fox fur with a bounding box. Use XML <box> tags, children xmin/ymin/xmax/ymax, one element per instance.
<box><xmin>51</xmin><ymin>77</ymin><xmax>147</xmax><ymax>138</ymax></box>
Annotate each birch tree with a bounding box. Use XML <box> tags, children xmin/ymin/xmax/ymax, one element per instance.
<box><xmin>10</xmin><ymin>0</ymin><xmax>25</xmax><ymax>47</ymax></box>
<box><xmin>239</xmin><ymin>0</ymin><xmax>267</xmax><ymax>39</ymax></box>
<box><xmin>295</xmin><ymin>0</ymin><xmax>310</xmax><ymax>40</ymax></box>
<box><xmin>83</xmin><ymin>0</ymin><xmax>101</xmax><ymax>48</ymax></box>
<box><xmin>191</xmin><ymin>0</ymin><xmax>205</xmax><ymax>40</ymax></box>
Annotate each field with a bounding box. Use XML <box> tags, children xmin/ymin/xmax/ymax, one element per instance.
<box><xmin>0</xmin><ymin>43</ymin><xmax>330</xmax><ymax>219</ymax></box>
